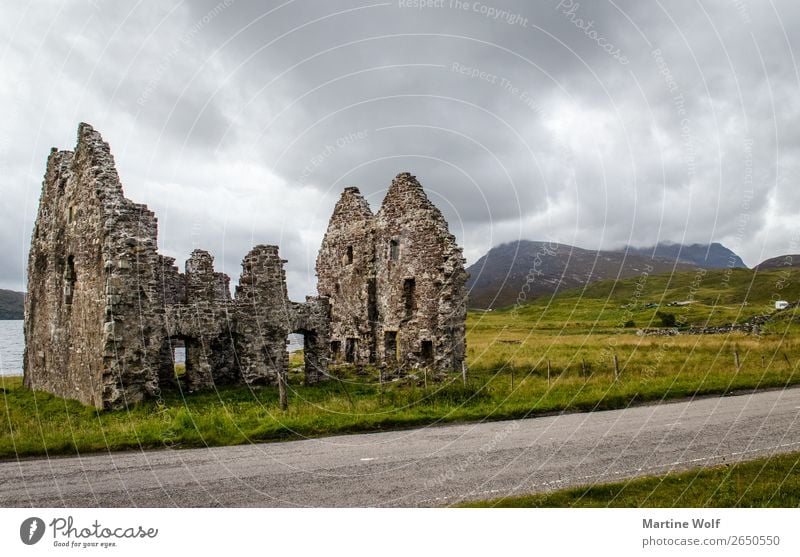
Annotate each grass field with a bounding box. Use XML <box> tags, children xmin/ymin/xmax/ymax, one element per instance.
<box><xmin>459</xmin><ymin>451</ymin><xmax>800</xmax><ymax>507</ymax></box>
<box><xmin>1</xmin><ymin>267</ymin><xmax>799</xmax><ymax>460</ymax></box>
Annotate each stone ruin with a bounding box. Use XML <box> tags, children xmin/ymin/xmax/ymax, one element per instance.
<box><xmin>317</xmin><ymin>175</ymin><xmax>467</xmax><ymax>371</ymax></box>
<box><xmin>23</xmin><ymin>123</ymin><xmax>467</xmax><ymax>409</ymax></box>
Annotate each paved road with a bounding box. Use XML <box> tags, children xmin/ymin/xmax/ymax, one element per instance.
<box><xmin>2</xmin><ymin>388</ymin><xmax>799</xmax><ymax>507</ymax></box>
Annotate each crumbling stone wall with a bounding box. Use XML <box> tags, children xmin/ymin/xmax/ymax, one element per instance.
<box><xmin>24</xmin><ymin>124</ymin><xmax>330</xmax><ymax>409</ymax></box>
<box><xmin>375</xmin><ymin>173</ymin><xmax>468</xmax><ymax>371</ymax></box>
<box><xmin>317</xmin><ymin>173</ymin><xmax>468</xmax><ymax>372</ymax></box>
<box><xmin>316</xmin><ymin>187</ymin><xmax>377</xmax><ymax>365</ymax></box>
<box><xmin>24</xmin><ymin>125</ymin><xmax>465</xmax><ymax>409</ymax></box>
<box><xmin>24</xmin><ymin>144</ymin><xmax>108</xmax><ymax>407</ymax></box>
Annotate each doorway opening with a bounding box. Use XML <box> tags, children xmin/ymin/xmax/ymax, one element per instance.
<box><xmin>330</xmin><ymin>340</ymin><xmax>341</xmax><ymax>363</ymax></box>
<box><xmin>173</xmin><ymin>339</ymin><xmax>186</xmax><ymax>378</ymax></box>
<box><xmin>421</xmin><ymin>340</ymin><xmax>434</xmax><ymax>365</ymax></box>
<box><xmin>287</xmin><ymin>331</ymin><xmax>304</xmax><ymax>376</ymax></box>
<box><xmin>290</xmin><ymin>329</ymin><xmax>324</xmax><ymax>384</ymax></box>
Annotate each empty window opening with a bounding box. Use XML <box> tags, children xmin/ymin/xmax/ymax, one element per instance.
<box><xmin>384</xmin><ymin>331</ymin><xmax>398</xmax><ymax>363</ymax></box>
<box><xmin>345</xmin><ymin>338</ymin><xmax>358</xmax><ymax>363</ymax></box>
<box><xmin>403</xmin><ymin>278</ymin><xmax>416</xmax><ymax>318</ymax></box>
<box><xmin>330</xmin><ymin>340</ymin><xmax>341</xmax><ymax>362</ymax></box>
<box><xmin>67</xmin><ymin>206</ymin><xmax>75</xmax><ymax>224</ymax></box>
<box><xmin>367</xmin><ymin>278</ymin><xmax>378</xmax><ymax>323</ymax></box>
<box><xmin>335</xmin><ymin>282</ymin><xmax>341</xmax><ymax>294</ymax></box>
<box><xmin>64</xmin><ymin>255</ymin><xmax>76</xmax><ymax>305</ymax></box>
<box><xmin>389</xmin><ymin>240</ymin><xmax>399</xmax><ymax>261</ymax></box>
<box><xmin>346</xmin><ymin>246</ymin><xmax>354</xmax><ymax>265</ymax></box>
<box><xmin>421</xmin><ymin>340</ymin><xmax>434</xmax><ymax>365</ymax></box>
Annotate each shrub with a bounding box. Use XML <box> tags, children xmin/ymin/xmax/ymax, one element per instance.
<box><xmin>656</xmin><ymin>311</ymin><xmax>677</xmax><ymax>327</ymax></box>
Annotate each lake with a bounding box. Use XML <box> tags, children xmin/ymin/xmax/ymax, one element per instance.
<box><xmin>0</xmin><ymin>321</ymin><xmax>24</xmax><ymax>376</ymax></box>
<box><xmin>0</xmin><ymin>320</ymin><xmax>304</xmax><ymax>376</ymax></box>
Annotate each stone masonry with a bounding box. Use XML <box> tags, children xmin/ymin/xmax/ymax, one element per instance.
<box><xmin>24</xmin><ymin>124</ymin><xmax>329</xmax><ymax>409</ymax></box>
<box><xmin>23</xmin><ymin>124</ymin><xmax>466</xmax><ymax>408</ymax></box>
<box><xmin>317</xmin><ymin>173</ymin><xmax>468</xmax><ymax>372</ymax></box>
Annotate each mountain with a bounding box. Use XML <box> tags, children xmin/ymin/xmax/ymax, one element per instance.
<box><xmin>466</xmin><ymin>241</ymin><xmax>697</xmax><ymax>309</ymax></box>
<box><xmin>754</xmin><ymin>254</ymin><xmax>800</xmax><ymax>270</ymax></box>
<box><xmin>0</xmin><ymin>289</ymin><xmax>25</xmax><ymax>320</ymax></box>
<box><xmin>624</xmin><ymin>242</ymin><xmax>746</xmax><ymax>269</ymax></box>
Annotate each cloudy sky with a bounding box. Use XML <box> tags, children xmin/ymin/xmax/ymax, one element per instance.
<box><xmin>2</xmin><ymin>0</ymin><xmax>799</xmax><ymax>299</ymax></box>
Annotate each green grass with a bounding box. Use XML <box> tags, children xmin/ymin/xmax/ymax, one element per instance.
<box><xmin>2</xmin><ymin>267</ymin><xmax>799</xmax><ymax>460</ymax></box>
<box><xmin>459</xmin><ymin>451</ymin><xmax>800</xmax><ymax>507</ymax></box>
<box><xmin>2</xmin><ymin>347</ymin><xmax>798</xmax><ymax>460</ymax></box>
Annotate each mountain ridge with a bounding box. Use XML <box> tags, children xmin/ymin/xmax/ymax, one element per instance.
<box><xmin>624</xmin><ymin>242</ymin><xmax>746</xmax><ymax>269</ymax></box>
<box><xmin>466</xmin><ymin>240</ymin><xmax>744</xmax><ymax>309</ymax></box>
<box><xmin>754</xmin><ymin>254</ymin><xmax>800</xmax><ymax>270</ymax></box>
<box><xmin>0</xmin><ymin>289</ymin><xmax>25</xmax><ymax>320</ymax></box>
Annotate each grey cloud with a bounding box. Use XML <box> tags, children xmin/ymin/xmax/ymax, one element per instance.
<box><xmin>2</xmin><ymin>0</ymin><xmax>800</xmax><ymax>293</ymax></box>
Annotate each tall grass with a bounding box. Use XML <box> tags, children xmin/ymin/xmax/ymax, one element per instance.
<box><xmin>2</xmin><ymin>338</ymin><xmax>798</xmax><ymax>459</ymax></box>
<box><xmin>460</xmin><ymin>451</ymin><xmax>800</xmax><ymax>507</ymax></box>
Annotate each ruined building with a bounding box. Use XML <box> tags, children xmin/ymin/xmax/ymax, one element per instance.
<box><xmin>23</xmin><ymin>124</ymin><xmax>467</xmax><ymax>409</ymax></box>
<box><xmin>23</xmin><ymin>124</ymin><xmax>330</xmax><ymax>408</ymax></box>
<box><xmin>317</xmin><ymin>174</ymin><xmax>468</xmax><ymax>371</ymax></box>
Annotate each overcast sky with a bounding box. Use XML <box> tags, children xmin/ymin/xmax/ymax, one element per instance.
<box><xmin>2</xmin><ymin>0</ymin><xmax>799</xmax><ymax>299</ymax></box>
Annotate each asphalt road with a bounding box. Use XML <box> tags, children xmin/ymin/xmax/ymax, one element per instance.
<box><xmin>2</xmin><ymin>388</ymin><xmax>799</xmax><ymax>507</ymax></box>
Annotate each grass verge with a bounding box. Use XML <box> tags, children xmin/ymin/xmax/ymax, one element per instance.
<box><xmin>459</xmin><ymin>451</ymin><xmax>800</xmax><ymax>507</ymax></box>
<box><xmin>2</xmin><ymin>352</ymin><xmax>799</xmax><ymax>460</ymax></box>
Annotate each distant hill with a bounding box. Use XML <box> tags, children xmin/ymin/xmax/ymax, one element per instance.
<box><xmin>576</xmin><ymin>266</ymin><xmax>800</xmax><ymax>306</ymax></box>
<box><xmin>498</xmin><ymin>266</ymin><xmax>800</xmax><ymax>331</ymax></box>
<box><xmin>466</xmin><ymin>241</ymin><xmax>697</xmax><ymax>309</ymax></box>
<box><xmin>754</xmin><ymin>254</ymin><xmax>800</xmax><ymax>271</ymax></box>
<box><xmin>624</xmin><ymin>242</ymin><xmax>746</xmax><ymax>269</ymax></box>
<box><xmin>0</xmin><ymin>289</ymin><xmax>25</xmax><ymax>320</ymax></box>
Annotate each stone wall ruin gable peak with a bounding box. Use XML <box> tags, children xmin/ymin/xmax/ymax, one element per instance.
<box><xmin>377</xmin><ymin>172</ymin><xmax>445</xmax><ymax>222</ymax></box>
<box><xmin>330</xmin><ymin>186</ymin><xmax>375</xmax><ymax>220</ymax></box>
<box><xmin>73</xmin><ymin>122</ymin><xmax>125</xmax><ymax>201</ymax></box>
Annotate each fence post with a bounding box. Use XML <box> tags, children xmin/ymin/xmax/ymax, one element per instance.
<box><xmin>278</xmin><ymin>371</ymin><xmax>288</xmax><ymax>411</ymax></box>
<box><xmin>547</xmin><ymin>359</ymin><xmax>551</xmax><ymax>387</ymax></box>
<box><xmin>613</xmin><ymin>353</ymin><xmax>620</xmax><ymax>381</ymax></box>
